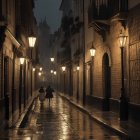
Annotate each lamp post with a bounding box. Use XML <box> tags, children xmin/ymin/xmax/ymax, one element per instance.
<box><xmin>76</xmin><ymin>66</ymin><xmax>80</xmax><ymax>100</ymax></box>
<box><xmin>50</xmin><ymin>57</ymin><xmax>54</xmax><ymax>85</ymax></box>
<box><xmin>19</xmin><ymin>57</ymin><xmax>25</xmax><ymax>114</ymax></box>
<box><xmin>28</xmin><ymin>34</ymin><xmax>36</xmax><ymax>97</ymax></box>
<box><xmin>119</xmin><ymin>30</ymin><xmax>128</xmax><ymax>121</ymax></box>
<box><xmin>89</xmin><ymin>44</ymin><xmax>96</xmax><ymax>95</ymax></box>
<box><xmin>53</xmin><ymin>71</ymin><xmax>57</xmax><ymax>89</ymax></box>
<box><xmin>62</xmin><ymin>66</ymin><xmax>66</xmax><ymax>95</ymax></box>
<box><xmin>32</xmin><ymin>67</ymin><xmax>35</xmax><ymax>90</ymax></box>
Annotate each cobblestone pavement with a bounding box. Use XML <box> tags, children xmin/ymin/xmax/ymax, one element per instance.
<box><xmin>0</xmin><ymin>94</ymin><xmax>122</xmax><ymax>140</ymax></box>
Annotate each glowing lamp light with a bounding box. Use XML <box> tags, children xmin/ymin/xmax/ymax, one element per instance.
<box><xmin>62</xmin><ymin>66</ymin><xmax>66</xmax><ymax>72</ymax></box>
<box><xmin>90</xmin><ymin>47</ymin><xmax>96</xmax><ymax>57</ymax></box>
<box><xmin>50</xmin><ymin>70</ymin><xmax>54</xmax><ymax>73</ymax></box>
<box><xmin>54</xmin><ymin>71</ymin><xmax>57</xmax><ymax>75</ymax></box>
<box><xmin>77</xmin><ymin>66</ymin><xmax>80</xmax><ymax>71</ymax></box>
<box><xmin>38</xmin><ymin>72</ymin><xmax>42</xmax><ymax>76</ymax></box>
<box><xmin>20</xmin><ymin>57</ymin><xmax>25</xmax><ymax>65</ymax></box>
<box><xmin>28</xmin><ymin>36</ymin><xmax>36</xmax><ymax>47</ymax></box>
<box><xmin>50</xmin><ymin>57</ymin><xmax>54</xmax><ymax>62</ymax></box>
<box><xmin>119</xmin><ymin>30</ymin><xmax>127</xmax><ymax>47</ymax></box>
<box><xmin>40</xmin><ymin>67</ymin><xmax>42</xmax><ymax>71</ymax></box>
<box><xmin>33</xmin><ymin>68</ymin><xmax>35</xmax><ymax>71</ymax></box>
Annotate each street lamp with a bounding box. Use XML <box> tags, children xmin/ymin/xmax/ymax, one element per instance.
<box><xmin>50</xmin><ymin>57</ymin><xmax>54</xmax><ymax>62</ymax></box>
<box><xmin>89</xmin><ymin>44</ymin><xmax>96</xmax><ymax>95</ymax></box>
<box><xmin>19</xmin><ymin>56</ymin><xmax>25</xmax><ymax>113</ymax></box>
<box><xmin>76</xmin><ymin>66</ymin><xmax>80</xmax><ymax>100</ymax></box>
<box><xmin>53</xmin><ymin>71</ymin><xmax>57</xmax><ymax>88</ymax></box>
<box><xmin>20</xmin><ymin>57</ymin><xmax>25</xmax><ymax>65</ymax></box>
<box><xmin>28</xmin><ymin>35</ymin><xmax>36</xmax><ymax>48</ymax></box>
<box><xmin>28</xmin><ymin>34</ymin><xmax>36</xmax><ymax>97</ymax></box>
<box><xmin>118</xmin><ymin>30</ymin><xmax>128</xmax><ymax>121</ymax></box>
<box><xmin>54</xmin><ymin>71</ymin><xmax>57</xmax><ymax>75</ymax></box>
<box><xmin>62</xmin><ymin>66</ymin><xmax>66</xmax><ymax>94</ymax></box>
<box><xmin>50</xmin><ymin>70</ymin><xmax>54</xmax><ymax>73</ymax></box>
<box><xmin>76</xmin><ymin>66</ymin><xmax>80</xmax><ymax>71</ymax></box>
<box><xmin>62</xmin><ymin>66</ymin><xmax>66</xmax><ymax>72</ymax></box>
<box><xmin>40</xmin><ymin>67</ymin><xmax>42</xmax><ymax>71</ymax></box>
<box><xmin>90</xmin><ymin>46</ymin><xmax>96</xmax><ymax>57</ymax></box>
<box><xmin>33</xmin><ymin>67</ymin><xmax>35</xmax><ymax>72</ymax></box>
<box><xmin>38</xmin><ymin>72</ymin><xmax>42</xmax><ymax>76</ymax></box>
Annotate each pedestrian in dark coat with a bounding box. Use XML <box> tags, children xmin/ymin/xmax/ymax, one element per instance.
<box><xmin>45</xmin><ymin>85</ymin><xmax>54</xmax><ymax>105</ymax></box>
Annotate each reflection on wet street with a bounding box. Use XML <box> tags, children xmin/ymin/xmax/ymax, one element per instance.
<box><xmin>0</xmin><ymin>94</ymin><xmax>122</xmax><ymax>140</ymax></box>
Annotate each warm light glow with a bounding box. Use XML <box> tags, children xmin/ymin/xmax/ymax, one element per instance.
<box><xmin>40</xmin><ymin>67</ymin><xmax>42</xmax><ymax>71</ymax></box>
<box><xmin>33</xmin><ymin>68</ymin><xmax>35</xmax><ymax>71</ymax></box>
<box><xmin>90</xmin><ymin>47</ymin><xmax>96</xmax><ymax>57</ymax></box>
<box><xmin>61</xmin><ymin>66</ymin><xmax>66</xmax><ymax>72</ymax></box>
<box><xmin>119</xmin><ymin>30</ymin><xmax>127</xmax><ymax>47</ymax></box>
<box><xmin>77</xmin><ymin>66</ymin><xmax>80</xmax><ymax>71</ymax></box>
<box><xmin>51</xmin><ymin>70</ymin><xmax>54</xmax><ymax>73</ymax></box>
<box><xmin>28</xmin><ymin>36</ymin><xmax>36</xmax><ymax>47</ymax></box>
<box><xmin>24</xmin><ymin>137</ymin><xmax>31</xmax><ymax>140</ymax></box>
<box><xmin>38</xmin><ymin>72</ymin><xmax>42</xmax><ymax>76</ymax></box>
<box><xmin>50</xmin><ymin>57</ymin><xmax>54</xmax><ymax>62</ymax></box>
<box><xmin>54</xmin><ymin>71</ymin><xmax>57</xmax><ymax>75</ymax></box>
<box><xmin>20</xmin><ymin>57</ymin><xmax>25</xmax><ymax>65</ymax></box>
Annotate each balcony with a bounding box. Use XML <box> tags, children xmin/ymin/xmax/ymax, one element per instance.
<box><xmin>88</xmin><ymin>0</ymin><xmax>128</xmax><ymax>40</ymax></box>
<box><xmin>88</xmin><ymin>0</ymin><xmax>128</xmax><ymax>24</ymax></box>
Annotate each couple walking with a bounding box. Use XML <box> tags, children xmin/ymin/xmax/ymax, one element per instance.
<box><xmin>39</xmin><ymin>85</ymin><xmax>54</xmax><ymax>105</ymax></box>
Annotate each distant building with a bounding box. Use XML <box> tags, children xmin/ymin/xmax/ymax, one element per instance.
<box><xmin>38</xmin><ymin>18</ymin><xmax>52</xmax><ymax>85</ymax></box>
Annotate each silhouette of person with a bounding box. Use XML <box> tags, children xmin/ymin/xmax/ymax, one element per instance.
<box><xmin>45</xmin><ymin>85</ymin><xmax>54</xmax><ymax>105</ymax></box>
<box><xmin>38</xmin><ymin>86</ymin><xmax>45</xmax><ymax>103</ymax></box>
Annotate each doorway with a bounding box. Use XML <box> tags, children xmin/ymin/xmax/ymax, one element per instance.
<box><xmin>102</xmin><ymin>53</ymin><xmax>111</xmax><ymax>111</ymax></box>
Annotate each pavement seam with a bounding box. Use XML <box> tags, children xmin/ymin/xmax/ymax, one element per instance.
<box><xmin>58</xmin><ymin>93</ymin><xmax>130</xmax><ymax>140</ymax></box>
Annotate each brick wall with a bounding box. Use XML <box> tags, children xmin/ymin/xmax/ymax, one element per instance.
<box><xmin>128</xmin><ymin>4</ymin><xmax>140</xmax><ymax>104</ymax></box>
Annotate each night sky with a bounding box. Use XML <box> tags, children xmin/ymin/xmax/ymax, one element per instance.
<box><xmin>34</xmin><ymin>0</ymin><xmax>62</xmax><ymax>33</ymax></box>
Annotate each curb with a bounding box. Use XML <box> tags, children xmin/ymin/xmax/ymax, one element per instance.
<box><xmin>58</xmin><ymin>93</ymin><xmax>130</xmax><ymax>140</ymax></box>
<box><xmin>14</xmin><ymin>93</ymin><xmax>39</xmax><ymax>128</ymax></box>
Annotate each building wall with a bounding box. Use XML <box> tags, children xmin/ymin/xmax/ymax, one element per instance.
<box><xmin>128</xmin><ymin>4</ymin><xmax>140</xmax><ymax>122</ymax></box>
<box><xmin>0</xmin><ymin>0</ymin><xmax>37</xmax><ymax>128</ymax></box>
<box><xmin>83</xmin><ymin>0</ymin><xmax>128</xmax><ymax>111</ymax></box>
<box><xmin>58</xmin><ymin>0</ymin><xmax>140</xmax><ymax>121</ymax></box>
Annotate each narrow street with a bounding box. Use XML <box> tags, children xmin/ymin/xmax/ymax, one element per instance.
<box><xmin>0</xmin><ymin>94</ymin><xmax>121</xmax><ymax>140</ymax></box>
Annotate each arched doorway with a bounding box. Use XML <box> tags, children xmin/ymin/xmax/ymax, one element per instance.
<box><xmin>102</xmin><ymin>53</ymin><xmax>111</xmax><ymax>111</ymax></box>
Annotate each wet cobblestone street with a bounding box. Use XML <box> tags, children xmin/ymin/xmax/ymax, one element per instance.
<box><xmin>0</xmin><ymin>94</ymin><xmax>122</xmax><ymax>140</ymax></box>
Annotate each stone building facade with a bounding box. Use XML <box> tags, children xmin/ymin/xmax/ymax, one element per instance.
<box><xmin>0</xmin><ymin>0</ymin><xmax>38</xmax><ymax>128</ymax></box>
<box><xmin>128</xmin><ymin>3</ymin><xmax>140</xmax><ymax>121</ymax></box>
<box><xmin>57</xmin><ymin>0</ymin><xmax>140</xmax><ymax>122</ymax></box>
<box><xmin>84</xmin><ymin>0</ymin><xmax>140</xmax><ymax>121</ymax></box>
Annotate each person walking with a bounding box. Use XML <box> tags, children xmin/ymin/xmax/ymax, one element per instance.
<box><xmin>38</xmin><ymin>86</ymin><xmax>45</xmax><ymax>104</ymax></box>
<box><xmin>45</xmin><ymin>85</ymin><xmax>54</xmax><ymax>105</ymax></box>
